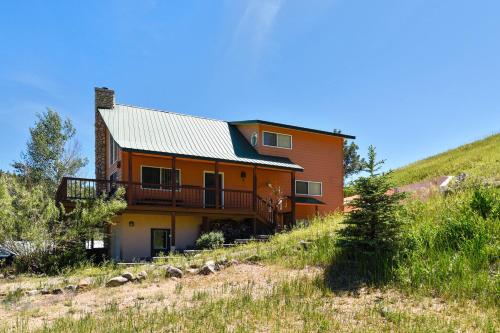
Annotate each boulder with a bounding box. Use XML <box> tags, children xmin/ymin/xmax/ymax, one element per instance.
<box><xmin>41</xmin><ymin>288</ymin><xmax>51</xmax><ymax>295</ymax></box>
<box><xmin>199</xmin><ymin>260</ymin><xmax>216</xmax><ymax>275</ymax></box>
<box><xmin>77</xmin><ymin>278</ymin><xmax>92</xmax><ymax>291</ymax></box>
<box><xmin>105</xmin><ymin>276</ymin><xmax>129</xmax><ymax>287</ymax></box>
<box><xmin>121</xmin><ymin>272</ymin><xmax>135</xmax><ymax>281</ymax></box>
<box><xmin>137</xmin><ymin>271</ymin><xmax>148</xmax><ymax>281</ymax></box>
<box><xmin>165</xmin><ymin>266</ymin><xmax>183</xmax><ymax>278</ymax></box>
<box><xmin>26</xmin><ymin>290</ymin><xmax>40</xmax><ymax>296</ymax></box>
<box><xmin>52</xmin><ymin>288</ymin><xmax>64</xmax><ymax>295</ymax></box>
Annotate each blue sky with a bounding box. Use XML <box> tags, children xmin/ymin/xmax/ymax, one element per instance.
<box><xmin>0</xmin><ymin>0</ymin><xmax>499</xmax><ymax>178</ymax></box>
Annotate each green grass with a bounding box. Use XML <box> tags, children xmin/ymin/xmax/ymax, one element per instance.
<box><xmin>3</xmin><ymin>184</ymin><xmax>499</xmax><ymax>332</ymax></box>
<box><xmin>389</xmin><ymin>133</ymin><xmax>500</xmax><ymax>186</ymax></box>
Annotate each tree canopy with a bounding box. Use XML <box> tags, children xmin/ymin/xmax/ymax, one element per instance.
<box><xmin>12</xmin><ymin>109</ymin><xmax>87</xmax><ymax>194</ymax></box>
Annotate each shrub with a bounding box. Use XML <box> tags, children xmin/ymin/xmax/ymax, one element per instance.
<box><xmin>196</xmin><ymin>232</ymin><xmax>225</xmax><ymax>250</ymax></box>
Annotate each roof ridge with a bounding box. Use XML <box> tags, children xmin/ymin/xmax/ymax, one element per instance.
<box><xmin>114</xmin><ymin>103</ymin><xmax>228</xmax><ymax>124</ymax></box>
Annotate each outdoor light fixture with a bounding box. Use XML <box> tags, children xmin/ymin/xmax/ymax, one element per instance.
<box><xmin>129</xmin><ymin>221</ymin><xmax>135</xmax><ymax>227</ymax></box>
<box><xmin>241</xmin><ymin>171</ymin><xmax>247</xmax><ymax>179</ymax></box>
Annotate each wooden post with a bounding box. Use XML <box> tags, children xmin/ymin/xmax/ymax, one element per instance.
<box><xmin>172</xmin><ymin>156</ymin><xmax>176</xmax><ymax>207</ymax></box>
<box><xmin>291</xmin><ymin>171</ymin><xmax>296</xmax><ymax>227</ymax></box>
<box><xmin>215</xmin><ymin>161</ymin><xmax>220</xmax><ymax>209</ymax></box>
<box><xmin>127</xmin><ymin>152</ymin><xmax>132</xmax><ymax>205</ymax></box>
<box><xmin>252</xmin><ymin>166</ymin><xmax>257</xmax><ymax>211</ymax></box>
<box><xmin>171</xmin><ymin>212</ymin><xmax>176</xmax><ymax>248</ymax></box>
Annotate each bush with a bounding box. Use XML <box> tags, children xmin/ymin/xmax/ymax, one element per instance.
<box><xmin>196</xmin><ymin>232</ymin><xmax>225</xmax><ymax>250</ymax></box>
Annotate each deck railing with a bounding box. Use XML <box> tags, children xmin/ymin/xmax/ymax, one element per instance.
<box><xmin>56</xmin><ymin>177</ymin><xmax>254</xmax><ymax>211</ymax></box>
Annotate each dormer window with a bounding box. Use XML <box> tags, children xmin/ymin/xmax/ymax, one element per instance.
<box><xmin>262</xmin><ymin>131</ymin><xmax>292</xmax><ymax>149</ymax></box>
<box><xmin>109</xmin><ymin>133</ymin><xmax>119</xmax><ymax>165</ymax></box>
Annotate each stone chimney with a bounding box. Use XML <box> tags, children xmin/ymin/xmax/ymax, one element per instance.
<box><xmin>95</xmin><ymin>87</ymin><xmax>115</xmax><ymax>180</ymax></box>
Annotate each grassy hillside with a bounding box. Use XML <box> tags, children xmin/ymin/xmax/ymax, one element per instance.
<box><xmin>389</xmin><ymin>133</ymin><xmax>500</xmax><ymax>186</ymax></box>
<box><xmin>2</xmin><ymin>182</ymin><xmax>499</xmax><ymax>332</ymax></box>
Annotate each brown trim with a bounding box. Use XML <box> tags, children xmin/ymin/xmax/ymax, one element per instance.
<box><xmin>252</xmin><ymin>166</ymin><xmax>257</xmax><ymax>211</ymax></box>
<box><xmin>128</xmin><ymin>152</ymin><xmax>133</xmax><ymax>205</ymax></box>
<box><xmin>171</xmin><ymin>157</ymin><xmax>177</xmax><ymax>207</ymax></box>
<box><xmin>171</xmin><ymin>212</ymin><xmax>176</xmax><ymax>247</ymax></box>
<box><xmin>121</xmin><ymin>148</ymin><xmax>303</xmax><ymax>172</ymax></box>
<box><xmin>215</xmin><ymin>161</ymin><xmax>220</xmax><ymax>209</ymax></box>
<box><xmin>291</xmin><ymin>171</ymin><xmax>296</xmax><ymax>226</ymax></box>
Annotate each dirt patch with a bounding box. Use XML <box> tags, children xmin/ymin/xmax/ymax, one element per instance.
<box><xmin>0</xmin><ymin>264</ymin><xmax>319</xmax><ymax>331</ymax></box>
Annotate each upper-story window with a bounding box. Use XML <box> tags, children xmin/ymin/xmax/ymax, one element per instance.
<box><xmin>141</xmin><ymin>166</ymin><xmax>181</xmax><ymax>190</ymax></box>
<box><xmin>296</xmin><ymin>180</ymin><xmax>322</xmax><ymax>196</ymax></box>
<box><xmin>262</xmin><ymin>131</ymin><xmax>292</xmax><ymax>149</ymax></box>
<box><xmin>109</xmin><ymin>133</ymin><xmax>119</xmax><ymax>165</ymax></box>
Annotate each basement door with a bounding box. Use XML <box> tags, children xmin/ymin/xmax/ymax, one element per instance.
<box><xmin>151</xmin><ymin>229</ymin><xmax>171</xmax><ymax>257</ymax></box>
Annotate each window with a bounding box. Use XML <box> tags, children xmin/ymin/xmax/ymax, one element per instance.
<box><xmin>109</xmin><ymin>134</ymin><xmax>119</xmax><ymax>165</ymax></box>
<box><xmin>296</xmin><ymin>180</ymin><xmax>322</xmax><ymax>196</ymax></box>
<box><xmin>141</xmin><ymin>166</ymin><xmax>181</xmax><ymax>190</ymax></box>
<box><xmin>263</xmin><ymin>131</ymin><xmax>292</xmax><ymax>149</ymax></box>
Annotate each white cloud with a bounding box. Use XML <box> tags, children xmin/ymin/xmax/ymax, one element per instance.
<box><xmin>232</xmin><ymin>0</ymin><xmax>285</xmax><ymax>64</ymax></box>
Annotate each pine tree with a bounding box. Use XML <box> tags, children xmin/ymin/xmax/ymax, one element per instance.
<box><xmin>339</xmin><ymin>145</ymin><xmax>405</xmax><ymax>256</ymax></box>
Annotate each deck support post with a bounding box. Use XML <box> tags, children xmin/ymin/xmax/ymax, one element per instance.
<box><xmin>252</xmin><ymin>166</ymin><xmax>257</xmax><ymax>212</ymax></box>
<box><xmin>127</xmin><ymin>152</ymin><xmax>132</xmax><ymax>205</ymax></box>
<box><xmin>215</xmin><ymin>161</ymin><xmax>220</xmax><ymax>209</ymax></box>
<box><xmin>172</xmin><ymin>156</ymin><xmax>177</xmax><ymax>207</ymax></box>
<box><xmin>291</xmin><ymin>171</ymin><xmax>296</xmax><ymax>227</ymax></box>
<box><xmin>171</xmin><ymin>212</ymin><xmax>176</xmax><ymax>250</ymax></box>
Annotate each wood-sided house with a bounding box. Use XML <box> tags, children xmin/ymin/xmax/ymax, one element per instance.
<box><xmin>56</xmin><ymin>88</ymin><xmax>355</xmax><ymax>261</ymax></box>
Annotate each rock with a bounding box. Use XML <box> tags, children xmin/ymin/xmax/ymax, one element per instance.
<box><xmin>229</xmin><ymin>259</ymin><xmax>239</xmax><ymax>266</ymax></box>
<box><xmin>26</xmin><ymin>290</ymin><xmax>40</xmax><ymax>296</ymax></box>
<box><xmin>299</xmin><ymin>240</ymin><xmax>313</xmax><ymax>250</ymax></box>
<box><xmin>164</xmin><ymin>266</ymin><xmax>183</xmax><ymax>278</ymax></box>
<box><xmin>105</xmin><ymin>276</ymin><xmax>129</xmax><ymax>287</ymax></box>
<box><xmin>41</xmin><ymin>288</ymin><xmax>50</xmax><ymax>295</ymax></box>
<box><xmin>121</xmin><ymin>272</ymin><xmax>135</xmax><ymax>281</ymax></box>
<box><xmin>171</xmin><ymin>276</ymin><xmax>179</xmax><ymax>281</ymax></box>
<box><xmin>137</xmin><ymin>271</ymin><xmax>148</xmax><ymax>281</ymax></box>
<box><xmin>199</xmin><ymin>261</ymin><xmax>216</xmax><ymax>275</ymax></box>
<box><xmin>0</xmin><ymin>274</ymin><xmax>4</xmax><ymax>279</ymax></box>
<box><xmin>77</xmin><ymin>278</ymin><xmax>92</xmax><ymax>291</ymax></box>
<box><xmin>64</xmin><ymin>285</ymin><xmax>77</xmax><ymax>292</ymax></box>
<box><xmin>52</xmin><ymin>288</ymin><xmax>64</xmax><ymax>295</ymax></box>
<box><xmin>7</xmin><ymin>275</ymin><xmax>15</xmax><ymax>280</ymax></box>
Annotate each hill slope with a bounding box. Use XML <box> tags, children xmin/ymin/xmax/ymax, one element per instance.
<box><xmin>389</xmin><ymin>133</ymin><xmax>499</xmax><ymax>186</ymax></box>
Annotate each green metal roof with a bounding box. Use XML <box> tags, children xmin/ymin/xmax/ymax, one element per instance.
<box><xmin>295</xmin><ymin>197</ymin><xmax>326</xmax><ymax>205</ymax></box>
<box><xmin>230</xmin><ymin>120</ymin><xmax>355</xmax><ymax>139</ymax></box>
<box><xmin>99</xmin><ymin>104</ymin><xmax>303</xmax><ymax>171</ymax></box>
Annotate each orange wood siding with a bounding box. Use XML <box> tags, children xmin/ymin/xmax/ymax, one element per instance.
<box><xmin>236</xmin><ymin>123</ymin><xmax>344</xmax><ymax>217</ymax></box>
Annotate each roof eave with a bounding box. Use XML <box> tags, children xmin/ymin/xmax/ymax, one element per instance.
<box><xmin>230</xmin><ymin>120</ymin><xmax>356</xmax><ymax>140</ymax></box>
<box><xmin>121</xmin><ymin>147</ymin><xmax>304</xmax><ymax>172</ymax></box>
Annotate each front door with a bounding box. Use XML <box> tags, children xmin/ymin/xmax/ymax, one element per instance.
<box><xmin>151</xmin><ymin>229</ymin><xmax>170</xmax><ymax>257</ymax></box>
<box><xmin>204</xmin><ymin>172</ymin><xmax>223</xmax><ymax>208</ymax></box>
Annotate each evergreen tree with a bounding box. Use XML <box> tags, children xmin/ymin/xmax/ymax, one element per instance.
<box><xmin>343</xmin><ymin>141</ymin><xmax>365</xmax><ymax>180</ymax></box>
<box><xmin>339</xmin><ymin>145</ymin><xmax>405</xmax><ymax>256</ymax></box>
<box><xmin>12</xmin><ymin>109</ymin><xmax>87</xmax><ymax>194</ymax></box>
